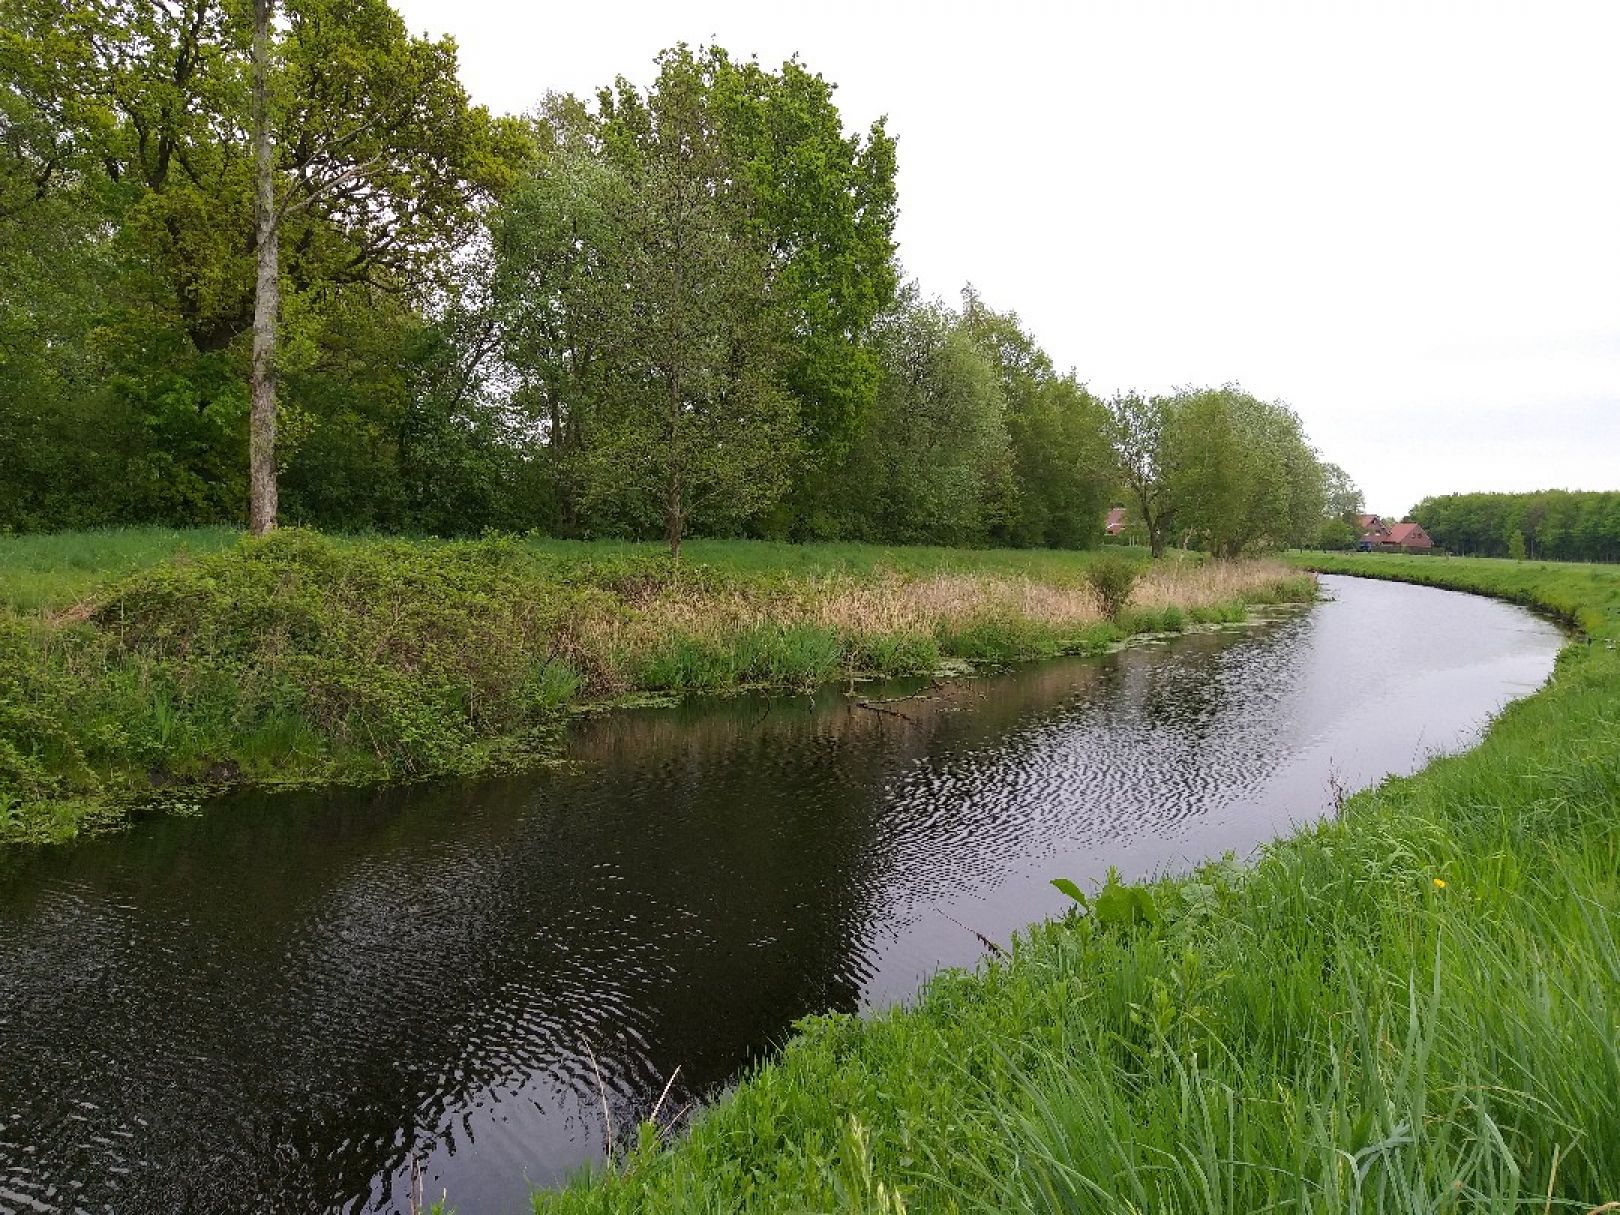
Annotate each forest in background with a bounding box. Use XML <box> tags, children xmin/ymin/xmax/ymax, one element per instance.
<box><xmin>1</xmin><ymin>0</ymin><xmax>1354</xmax><ymax>554</ymax></box>
<box><xmin>1412</xmin><ymin>491</ymin><xmax>1620</xmax><ymax>562</ymax></box>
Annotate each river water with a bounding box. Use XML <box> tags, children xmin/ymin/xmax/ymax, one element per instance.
<box><xmin>0</xmin><ymin>575</ymin><xmax>1563</xmax><ymax>1214</ymax></box>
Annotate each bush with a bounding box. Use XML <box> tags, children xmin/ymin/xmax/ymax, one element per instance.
<box><xmin>1085</xmin><ymin>554</ymin><xmax>1141</xmax><ymax>619</ymax></box>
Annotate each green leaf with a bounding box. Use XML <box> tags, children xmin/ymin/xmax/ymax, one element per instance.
<box><xmin>1049</xmin><ymin>877</ymin><xmax>1088</xmax><ymax>908</ymax></box>
<box><xmin>1092</xmin><ymin>876</ymin><xmax>1159</xmax><ymax>930</ymax></box>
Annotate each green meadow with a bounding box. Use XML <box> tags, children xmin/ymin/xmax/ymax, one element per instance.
<box><xmin>533</xmin><ymin>554</ymin><xmax>1620</xmax><ymax>1213</ymax></box>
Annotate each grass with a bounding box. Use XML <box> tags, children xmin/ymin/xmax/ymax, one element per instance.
<box><xmin>531</xmin><ymin>553</ymin><xmax>1620</xmax><ymax>1214</ymax></box>
<box><xmin>0</xmin><ymin>530</ymin><xmax>1159</xmax><ymax>615</ymax></box>
<box><xmin>0</xmin><ymin>529</ymin><xmax>1309</xmax><ymax>843</ymax></box>
<box><xmin>1287</xmin><ymin>550</ymin><xmax>1620</xmax><ymax>639</ymax></box>
<box><xmin>0</xmin><ymin>526</ymin><xmax>239</xmax><ymax>613</ymax></box>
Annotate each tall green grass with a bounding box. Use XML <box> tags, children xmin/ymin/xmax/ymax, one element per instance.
<box><xmin>534</xmin><ymin>556</ymin><xmax>1620</xmax><ymax>1214</ymax></box>
<box><xmin>0</xmin><ymin>526</ymin><xmax>239</xmax><ymax>612</ymax></box>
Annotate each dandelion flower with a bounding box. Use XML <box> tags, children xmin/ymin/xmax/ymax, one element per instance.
<box><xmin>1432</xmin><ymin>878</ymin><xmax>1447</xmax><ymax>890</ymax></box>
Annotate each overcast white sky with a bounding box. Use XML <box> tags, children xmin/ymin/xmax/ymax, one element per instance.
<box><xmin>394</xmin><ymin>0</ymin><xmax>1618</xmax><ymax>515</ymax></box>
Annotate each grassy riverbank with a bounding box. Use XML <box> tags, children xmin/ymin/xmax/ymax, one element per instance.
<box><xmin>534</xmin><ymin>555</ymin><xmax>1620</xmax><ymax>1213</ymax></box>
<box><xmin>0</xmin><ymin>529</ymin><xmax>1309</xmax><ymax>844</ymax></box>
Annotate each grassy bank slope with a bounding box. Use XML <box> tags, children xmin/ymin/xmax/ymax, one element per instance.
<box><xmin>535</xmin><ymin>556</ymin><xmax>1619</xmax><ymax>1213</ymax></box>
<box><xmin>0</xmin><ymin>530</ymin><xmax>1308</xmax><ymax>843</ymax></box>
<box><xmin>1291</xmin><ymin>551</ymin><xmax>1620</xmax><ymax>637</ymax></box>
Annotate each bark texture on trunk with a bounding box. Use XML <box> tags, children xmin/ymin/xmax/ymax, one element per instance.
<box><xmin>665</xmin><ymin>372</ymin><xmax>682</xmax><ymax>561</ymax></box>
<box><xmin>248</xmin><ymin>0</ymin><xmax>279</xmax><ymax>537</ymax></box>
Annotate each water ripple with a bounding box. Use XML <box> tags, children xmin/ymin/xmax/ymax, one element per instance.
<box><xmin>0</xmin><ymin>576</ymin><xmax>1562</xmax><ymax>1213</ymax></box>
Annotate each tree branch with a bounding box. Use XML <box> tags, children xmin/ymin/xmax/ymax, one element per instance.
<box><xmin>275</xmin><ymin>152</ymin><xmax>387</xmax><ymax>224</ymax></box>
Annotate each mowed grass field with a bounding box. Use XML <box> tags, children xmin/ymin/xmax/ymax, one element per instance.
<box><xmin>531</xmin><ymin>553</ymin><xmax>1620</xmax><ymax>1214</ymax></box>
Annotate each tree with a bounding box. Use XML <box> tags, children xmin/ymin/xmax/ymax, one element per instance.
<box><xmin>704</xmin><ymin>47</ymin><xmax>899</xmax><ymax>464</ymax></box>
<box><xmin>591</xmin><ymin>50</ymin><xmax>797</xmax><ymax>556</ymax></box>
<box><xmin>960</xmin><ymin>288</ymin><xmax>1112</xmax><ymax>548</ymax></box>
<box><xmin>248</xmin><ymin>0</ymin><xmax>278</xmax><ymax>533</ymax></box>
<box><xmin>1321</xmin><ymin>461</ymin><xmax>1364</xmax><ymax>524</ymax></box>
<box><xmin>490</xmin><ymin>47</ymin><xmax>896</xmax><ymax>549</ymax></box>
<box><xmin>833</xmin><ymin>291</ymin><xmax>1009</xmax><ymax>543</ymax></box>
<box><xmin>492</xmin><ymin>127</ymin><xmax>624</xmax><ymax>536</ymax></box>
<box><xmin>3</xmin><ymin>0</ymin><xmax>518</xmax><ymax>530</ymax></box>
<box><xmin>1106</xmin><ymin>391</ymin><xmax>1177</xmax><ymax>557</ymax></box>
<box><xmin>1414</xmin><ymin>491</ymin><xmax>1620</xmax><ymax>562</ymax></box>
<box><xmin>1318</xmin><ymin>518</ymin><xmax>1356</xmax><ymax>550</ymax></box>
<box><xmin>1163</xmin><ymin>386</ymin><xmax>1323</xmax><ymax>556</ymax></box>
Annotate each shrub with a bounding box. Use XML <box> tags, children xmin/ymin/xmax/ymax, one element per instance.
<box><xmin>1085</xmin><ymin>554</ymin><xmax>1141</xmax><ymax>620</ymax></box>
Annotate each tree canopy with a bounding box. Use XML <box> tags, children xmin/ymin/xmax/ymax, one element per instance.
<box><xmin>0</xmin><ymin>6</ymin><xmax>1357</xmax><ymax>555</ymax></box>
<box><xmin>1413</xmin><ymin>491</ymin><xmax>1620</xmax><ymax>562</ymax></box>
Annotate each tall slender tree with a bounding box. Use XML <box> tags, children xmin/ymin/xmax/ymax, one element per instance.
<box><xmin>249</xmin><ymin>0</ymin><xmax>279</xmax><ymax>534</ymax></box>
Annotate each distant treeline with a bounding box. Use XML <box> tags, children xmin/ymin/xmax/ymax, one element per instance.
<box><xmin>0</xmin><ymin>4</ymin><xmax>1353</xmax><ymax>553</ymax></box>
<box><xmin>1412</xmin><ymin>492</ymin><xmax>1620</xmax><ymax>562</ymax></box>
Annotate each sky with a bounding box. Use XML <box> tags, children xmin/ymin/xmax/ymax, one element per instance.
<box><xmin>392</xmin><ymin>0</ymin><xmax>1619</xmax><ymax>516</ymax></box>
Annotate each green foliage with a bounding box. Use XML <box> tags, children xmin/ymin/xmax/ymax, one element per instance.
<box><xmin>1412</xmin><ymin>490</ymin><xmax>1620</xmax><ymax>562</ymax></box>
<box><xmin>1052</xmin><ymin>870</ymin><xmax>1161</xmax><ymax>930</ymax></box>
<box><xmin>492</xmin><ymin>44</ymin><xmax>897</xmax><ymax>550</ymax></box>
<box><xmin>534</xmin><ymin>556</ymin><xmax>1620</xmax><ymax>1214</ymax></box>
<box><xmin>1048</xmin><ymin>876</ymin><xmax>1086</xmax><ymax>904</ymax></box>
<box><xmin>1163</xmin><ymin>386</ymin><xmax>1326</xmax><ymax>556</ymax></box>
<box><xmin>0</xmin><ymin>0</ymin><xmax>523</xmax><ymax>535</ymax></box>
<box><xmin>4</xmin><ymin>10</ymin><xmax>1346</xmax><ymax>557</ymax></box>
<box><xmin>1318</xmin><ymin>517</ymin><xmax>1357</xmax><ymax>550</ymax></box>
<box><xmin>1084</xmin><ymin>553</ymin><xmax>1141</xmax><ymax>619</ymax></box>
<box><xmin>1107</xmin><ymin>386</ymin><xmax>1344</xmax><ymax>559</ymax></box>
<box><xmin>960</xmin><ymin>287</ymin><xmax>1114</xmax><ymax>549</ymax></box>
<box><xmin>703</xmin><ymin>47</ymin><xmax>899</xmax><ymax>465</ymax></box>
<box><xmin>802</xmin><ymin>292</ymin><xmax>1010</xmax><ymax>544</ymax></box>
<box><xmin>0</xmin><ymin>530</ymin><xmax>1307</xmax><ymax>840</ymax></box>
<box><xmin>1088</xmin><ymin>871</ymin><xmax>1160</xmax><ymax>929</ymax></box>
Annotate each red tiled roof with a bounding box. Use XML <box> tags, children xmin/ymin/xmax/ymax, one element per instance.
<box><xmin>1386</xmin><ymin>522</ymin><xmax>1428</xmax><ymax>544</ymax></box>
<box><xmin>1104</xmin><ymin>507</ymin><xmax>1126</xmax><ymax>533</ymax></box>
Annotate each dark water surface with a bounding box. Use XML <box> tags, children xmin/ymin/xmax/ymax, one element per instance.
<box><xmin>0</xmin><ymin>576</ymin><xmax>1562</xmax><ymax>1213</ymax></box>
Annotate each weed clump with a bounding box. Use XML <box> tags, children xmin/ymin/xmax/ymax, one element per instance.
<box><xmin>1085</xmin><ymin>553</ymin><xmax>1142</xmax><ymax>619</ymax></box>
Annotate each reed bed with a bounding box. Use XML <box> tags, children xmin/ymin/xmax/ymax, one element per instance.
<box><xmin>1134</xmin><ymin>556</ymin><xmax>1313</xmax><ymax>612</ymax></box>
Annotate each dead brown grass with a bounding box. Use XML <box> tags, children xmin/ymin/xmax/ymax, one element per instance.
<box><xmin>1132</xmin><ymin>558</ymin><xmax>1304</xmax><ymax>611</ymax></box>
<box><xmin>554</xmin><ymin>559</ymin><xmax>1309</xmax><ymax>693</ymax></box>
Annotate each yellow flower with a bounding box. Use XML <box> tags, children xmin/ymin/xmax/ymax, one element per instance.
<box><xmin>1432</xmin><ymin>878</ymin><xmax>1447</xmax><ymax>890</ymax></box>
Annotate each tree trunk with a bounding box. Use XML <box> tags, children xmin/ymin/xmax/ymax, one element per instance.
<box><xmin>664</xmin><ymin>239</ymin><xmax>683</xmax><ymax>561</ymax></box>
<box><xmin>248</xmin><ymin>0</ymin><xmax>279</xmax><ymax>536</ymax></box>
<box><xmin>1136</xmin><ymin>489</ymin><xmax>1164</xmax><ymax>559</ymax></box>
<box><xmin>665</xmin><ymin>372</ymin><xmax>682</xmax><ymax>561</ymax></box>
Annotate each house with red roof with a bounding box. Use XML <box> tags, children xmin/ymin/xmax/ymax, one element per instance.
<box><xmin>1384</xmin><ymin>521</ymin><xmax>1434</xmax><ymax>551</ymax></box>
<box><xmin>1104</xmin><ymin>507</ymin><xmax>1127</xmax><ymax>535</ymax></box>
<box><xmin>1357</xmin><ymin>516</ymin><xmax>1435</xmax><ymax>552</ymax></box>
<box><xmin>1356</xmin><ymin>514</ymin><xmax>1390</xmax><ymax>549</ymax></box>
<box><xmin>1360</xmin><ymin>515</ymin><xmax>1438</xmax><ymax>550</ymax></box>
